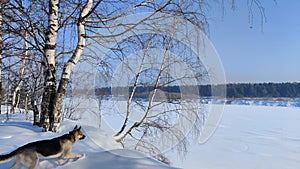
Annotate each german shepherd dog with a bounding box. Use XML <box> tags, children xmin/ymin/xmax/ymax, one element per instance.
<box><xmin>0</xmin><ymin>125</ymin><xmax>86</xmax><ymax>169</ymax></box>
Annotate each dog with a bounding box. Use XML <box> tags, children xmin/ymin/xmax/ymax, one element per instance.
<box><xmin>0</xmin><ymin>125</ymin><xmax>86</xmax><ymax>169</ymax></box>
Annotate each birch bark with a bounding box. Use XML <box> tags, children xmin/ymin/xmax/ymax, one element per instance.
<box><xmin>41</xmin><ymin>0</ymin><xmax>59</xmax><ymax>131</ymax></box>
<box><xmin>52</xmin><ymin>0</ymin><xmax>93</xmax><ymax>132</ymax></box>
<box><xmin>0</xmin><ymin>1</ymin><xmax>3</xmax><ymax>114</ymax></box>
<box><xmin>11</xmin><ymin>26</ymin><xmax>29</xmax><ymax>113</ymax></box>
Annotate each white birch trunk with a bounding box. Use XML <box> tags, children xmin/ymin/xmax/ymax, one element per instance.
<box><xmin>41</xmin><ymin>0</ymin><xmax>59</xmax><ymax>131</ymax></box>
<box><xmin>52</xmin><ymin>0</ymin><xmax>93</xmax><ymax>132</ymax></box>
<box><xmin>11</xmin><ymin>27</ymin><xmax>29</xmax><ymax>113</ymax></box>
<box><xmin>115</xmin><ymin>37</ymin><xmax>173</xmax><ymax>142</ymax></box>
<box><xmin>0</xmin><ymin>2</ymin><xmax>3</xmax><ymax>114</ymax></box>
<box><xmin>114</xmin><ymin>35</ymin><xmax>154</xmax><ymax>137</ymax></box>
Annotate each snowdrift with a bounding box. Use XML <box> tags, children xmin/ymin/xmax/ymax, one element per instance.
<box><xmin>0</xmin><ymin>112</ymin><xmax>177</xmax><ymax>169</ymax></box>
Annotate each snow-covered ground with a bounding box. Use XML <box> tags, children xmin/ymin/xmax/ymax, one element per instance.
<box><xmin>171</xmin><ymin>104</ymin><xmax>300</xmax><ymax>169</ymax></box>
<box><xmin>1</xmin><ymin>101</ymin><xmax>300</xmax><ymax>169</ymax></box>
<box><xmin>0</xmin><ymin>111</ymin><xmax>176</xmax><ymax>169</ymax></box>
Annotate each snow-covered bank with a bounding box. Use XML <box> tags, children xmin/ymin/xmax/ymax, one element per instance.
<box><xmin>0</xmin><ymin>112</ymin><xmax>177</xmax><ymax>169</ymax></box>
<box><xmin>203</xmin><ymin>98</ymin><xmax>300</xmax><ymax>108</ymax></box>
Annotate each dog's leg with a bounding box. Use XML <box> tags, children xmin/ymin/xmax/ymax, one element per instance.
<box><xmin>57</xmin><ymin>153</ymin><xmax>83</xmax><ymax>165</ymax></box>
<box><xmin>10</xmin><ymin>155</ymin><xmax>22</xmax><ymax>169</ymax></box>
<box><xmin>27</xmin><ymin>154</ymin><xmax>38</xmax><ymax>169</ymax></box>
<box><xmin>28</xmin><ymin>159</ymin><xmax>38</xmax><ymax>169</ymax></box>
<box><xmin>23</xmin><ymin>151</ymin><xmax>38</xmax><ymax>169</ymax></box>
<box><xmin>10</xmin><ymin>161</ymin><xmax>22</xmax><ymax>169</ymax></box>
<box><xmin>63</xmin><ymin>148</ymin><xmax>84</xmax><ymax>159</ymax></box>
<box><xmin>10</xmin><ymin>162</ymin><xmax>22</xmax><ymax>169</ymax></box>
<box><xmin>64</xmin><ymin>153</ymin><xmax>84</xmax><ymax>159</ymax></box>
<box><xmin>57</xmin><ymin>155</ymin><xmax>67</xmax><ymax>165</ymax></box>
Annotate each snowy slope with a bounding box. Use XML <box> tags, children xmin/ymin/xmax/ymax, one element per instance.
<box><xmin>0</xmin><ymin>112</ymin><xmax>177</xmax><ymax>169</ymax></box>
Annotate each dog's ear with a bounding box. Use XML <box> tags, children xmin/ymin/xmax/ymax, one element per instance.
<box><xmin>74</xmin><ymin>125</ymin><xmax>78</xmax><ymax>130</ymax></box>
<box><xmin>78</xmin><ymin>126</ymin><xmax>82</xmax><ymax>130</ymax></box>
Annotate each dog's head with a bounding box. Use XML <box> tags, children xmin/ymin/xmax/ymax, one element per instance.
<box><xmin>70</xmin><ymin>125</ymin><xmax>86</xmax><ymax>141</ymax></box>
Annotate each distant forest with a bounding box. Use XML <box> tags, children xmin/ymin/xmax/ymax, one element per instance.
<box><xmin>225</xmin><ymin>82</ymin><xmax>300</xmax><ymax>98</ymax></box>
<box><xmin>95</xmin><ymin>82</ymin><xmax>300</xmax><ymax>98</ymax></box>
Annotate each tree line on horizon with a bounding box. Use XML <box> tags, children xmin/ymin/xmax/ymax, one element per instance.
<box><xmin>95</xmin><ymin>82</ymin><xmax>300</xmax><ymax>99</ymax></box>
<box><xmin>226</xmin><ymin>82</ymin><xmax>300</xmax><ymax>98</ymax></box>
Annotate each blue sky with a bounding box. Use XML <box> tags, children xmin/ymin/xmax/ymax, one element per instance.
<box><xmin>208</xmin><ymin>0</ymin><xmax>300</xmax><ymax>83</ymax></box>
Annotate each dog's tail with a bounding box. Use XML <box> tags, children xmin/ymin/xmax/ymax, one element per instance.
<box><xmin>0</xmin><ymin>148</ymin><xmax>19</xmax><ymax>163</ymax></box>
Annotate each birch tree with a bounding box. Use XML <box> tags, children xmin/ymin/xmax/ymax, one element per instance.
<box><xmin>39</xmin><ymin>0</ymin><xmax>60</xmax><ymax>131</ymax></box>
<box><xmin>46</xmin><ymin>0</ymin><xmax>174</xmax><ymax>132</ymax></box>
<box><xmin>3</xmin><ymin>0</ymin><xmax>208</xmax><ymax>132</ymax></box>
<box><xmin>96</xmin><ymin>32</ymin><xmax>206</xmax><ymax>163</ymax></box>
<box><xmin>11</xmin><ymin>26</ymin><xmax>29</xmax><ymax>113</ymax></box>
<box><xmin>90</xmin><ymin>0</ymin><xmax>269</xmax><ymax>162</ymax></box>
<box><xmin>53</xmin><ymin>0</ymin><xmax>95</xmax><ymax>131</ymax></box>
<box><xmin>1</xmin><ymin>0</ymin><xmax>93</xmax><ymax>131</ymax></box>
<box><xmin>0</xmin><ymin>1</ymin><xmax>4</xmax><ymax>114</ymax></box>
<box><xmin>3</xmin><ymin>0</ymin><xmax>268</xmax><ymax>132</ymax></box>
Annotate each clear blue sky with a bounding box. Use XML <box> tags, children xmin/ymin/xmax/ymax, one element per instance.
<box><xmin>208</xmin><ymin>0</ymin><xmax>300</xmax><ymax>83</ymax></box>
